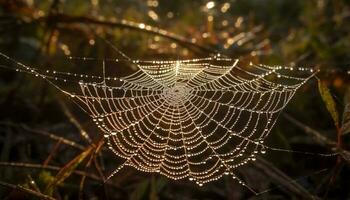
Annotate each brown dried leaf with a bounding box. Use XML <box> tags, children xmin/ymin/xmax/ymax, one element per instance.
<box><xmin>45</xmin><ymin>146</ymin><xmax>93</xmax><ymax>195</ymax></box>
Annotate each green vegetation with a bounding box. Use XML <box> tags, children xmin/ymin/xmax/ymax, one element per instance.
<box><xmin>0</xmin><ymin>0</ymin><xmax>349</xmax><ymax>199</ymax></box>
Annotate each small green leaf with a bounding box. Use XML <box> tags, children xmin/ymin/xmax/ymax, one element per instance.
<box><xmin>341</xmin><ymin>87</ymin><xmax>350</xmax><ymax>135</ymax></box>
<box><xmin>38</xmin><ymin>171</ymin><xmax>55</xmax><ymax>195</ymax></box>
<box><xmin>318</xmin><ymin>79</ymin><xmax>339</xmax><ymax>128</ymax></box>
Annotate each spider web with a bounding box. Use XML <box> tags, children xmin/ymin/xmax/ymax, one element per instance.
<box><xmin>68</xmin><ymin>55</ymin><xmax>314</xmax><ymax>186</ymax></box>
<box><xmin>0</xmin><ymin>52</ymin><xmax>315</xmax><ymax>188</ymax></box>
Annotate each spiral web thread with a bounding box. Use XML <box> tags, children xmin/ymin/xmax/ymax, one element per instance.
<box><xmin>0</xmin><ymin>52</ymin><xmax>316</xmax><ymax>189</ymax></box>
<box><xmin>71</xmin><ymin>55</ymin><xmax>316</xmax><ymax>187</ymax></box>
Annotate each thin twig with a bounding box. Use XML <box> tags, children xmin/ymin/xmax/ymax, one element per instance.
<box><xmin>0</xmin><ymin>121</ymin><xmax>85</xmax><ymax>150</ymax></box>
<box><xmin>253</xmin><ymin>158</ymin><xmax>317</xmax><ymax>199</ymax></box>
<box><xmin>42</xmin><ymin>13</ymin><xmax>216</xmax><ymax>54</ymax></box>
<box><xmin>58</xmin><ymin>99</ymin><xmax>92</xmax><ymax>144</ymax></box>
<box><xmin>44</xmin><ymin>138</ymin><xmax>62</xmax><ymax>166</ymax></box>
<box><xmin>284</xmin><ymin>114</ymin><xmax>336</xmax><ymax>147</ymax></box>
<box><xmin>26</xmin><ymin>174</ymin><xmax>41</xmax><ymax>192</ymax></box>
<box><xmin>79</xmin><ymin>144</ymin><xmax>96</xmax><ymax>200</ymax></box>
<box><xmin>0</xmin><ymin>162</ymin><xmax>122</xmax><ymax>190</ymax></box>
<box><xmin>283</xmin><ymin>113</ymin><xmax>350</xmax><ymax>164</ymax></box>
<box><xmin>0</xmin><ymin>180</ymin><xmax>56</xmax><ymax>200</ymax></box>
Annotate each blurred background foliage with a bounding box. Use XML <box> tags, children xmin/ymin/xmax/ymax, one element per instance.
<box><xmin>0</xmin><ymin>0</ymin><xmax>349</xmax><ymax>199</ymax></box>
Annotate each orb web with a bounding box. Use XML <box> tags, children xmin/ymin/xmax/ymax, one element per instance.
<box><xmin>0</xmin><ymin>52</ymin><xmax>315</xmax><ymax>187</ymax></box>
<box><xmin>68</xmin><ymin>56</ymin><xmax>314</xmax><ymax>186</ymax></box>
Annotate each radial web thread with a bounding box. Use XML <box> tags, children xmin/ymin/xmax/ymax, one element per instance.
<box><xmin>0</xmin><ymin>52</ymin><xmax>315</xmax><ymax>187</ymax></box>
<box><xmin>70</xmin><ymin>56</ymin><xmax>314</xmax><ymax>186</ymax></box>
